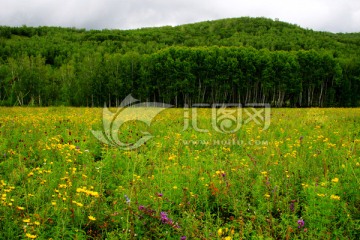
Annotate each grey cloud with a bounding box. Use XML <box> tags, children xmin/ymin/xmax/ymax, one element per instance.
<box><xmin>0</xmin><ymin>0</ymin><xmax>359</xmax><ymax>32</ymax></box>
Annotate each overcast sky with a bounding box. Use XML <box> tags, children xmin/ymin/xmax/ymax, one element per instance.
<box><xmin>1</xmin><ymin>0</ymin><xmax>359</xmax><ymax>33</ymax></box>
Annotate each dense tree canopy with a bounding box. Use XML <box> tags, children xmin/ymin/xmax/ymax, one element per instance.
<box><xmin>0</xmin><ymin>17</ymin><xmax>359</xmax><ymax>107</ymax></box>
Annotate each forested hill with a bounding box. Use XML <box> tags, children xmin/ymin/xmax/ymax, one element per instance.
<box><xmin>0</xmin><ymin>17</ymin><xmax>359</xmax><ymax>107</ymax></box>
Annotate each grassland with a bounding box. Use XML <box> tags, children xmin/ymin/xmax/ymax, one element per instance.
<box><xmin>0</xmin><ymin>107</ymin><xmax>359</xmax><ymax>239</ymax></box>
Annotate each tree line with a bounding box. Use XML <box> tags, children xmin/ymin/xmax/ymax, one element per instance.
<box><xmin>0</xmin><ymin>17</ymin><xmax>359</xmax><ymax>107</ymax></box>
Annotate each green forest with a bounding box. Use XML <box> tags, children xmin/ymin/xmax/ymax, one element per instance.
<box><xmin>0</xmin><ymin>17</ymin><xmax>359</xmax><ymax>107</ymax></box>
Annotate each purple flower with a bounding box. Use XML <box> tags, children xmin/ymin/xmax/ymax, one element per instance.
<box><xmin>157</xmin><ymin>193</ymin><xmax>163</xmax><ymax>197</ymax></box>
<box><xmin>297</xmin><ymin>218</ymin><xmax>305</xmax><ymax>229</ymax></box>
<box><xmin>160</xmin><ymin>211</ymin><xmax>169</xmax><ymax>223</ymax></box>
<box><xmin>180</xmin><ymin>236</ymin><xmax>187</xmax><ymax>240</ymax></box>
<box><xmin>138</xmin><ymin>205</ymin><xmax>145</xmax><ymax>211</ymax></box>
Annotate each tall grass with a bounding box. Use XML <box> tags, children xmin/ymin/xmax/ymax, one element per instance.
<box><xmin>0</xmin><ymin>107</ymin><xmax>359</xmax><ymax>239</ymax></box>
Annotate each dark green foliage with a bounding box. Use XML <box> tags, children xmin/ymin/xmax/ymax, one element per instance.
<box><xmin>0</xmin><ymin>17</ymin><xmax>359</xmax><ymax>107</ymax></box>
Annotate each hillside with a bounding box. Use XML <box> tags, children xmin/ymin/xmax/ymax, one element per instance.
<box><xmin>0</xmin><ymin>17</ymin><xmax>359</xmax><ymax>107</ymax></box>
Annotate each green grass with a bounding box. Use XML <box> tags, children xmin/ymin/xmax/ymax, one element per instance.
<box><xmin>0</xmin><ymin>107</ymin><xmax>359</xmax><ymax>239</ymax></box>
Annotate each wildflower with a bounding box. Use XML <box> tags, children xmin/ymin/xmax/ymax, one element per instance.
<box><xmin>331</xmin><ymin>178</ymin><xmax>339</xmax><ymax>183</ymax></box>
<box><xmin>264</xmin><ymin>193</ymin><xmax>270</xmax><ymax>198</ymax></box>
<box><xmin>297</xmin><ymin>218</ymin><xmax>305</xmax><ymax>229</ymax></box>
<box><xmin>72</xmin><ymin>201</ymin><xmax>83</xmax><ymax>207</ymax></box>
<box><xmin>317</xmin><ymin>194</ymin><xmax>325</xmax><ymax>197</ymax></box>
<box><xmin>138</xmin><ymin>205</ymin><xmax>145</xmax><ymax>211</ymax></box>
<box><xmin>23</xmin><ymin>219</ymin><xmax>31</xmax><ymax>223</ymax></box>
<box><xmin>87</xmin><ymin>190</ymin><xmax>99</xmax><ymax>197</ymax></box>
<box><xmin>224</xmin><ymin>237</ymin><xmax>232</xmax><ymax>240</ymax></box>
<box><xmin>301</xmin><ymin>183</ymin><xmax>309</xmax><ymax>188</ymax></box>
<box><xmin>160</xmin><ymin>211</ymin><xmax>169</xmax><ymax>223</ymax></box>
<box><xmin>25</xmin><ymin>233</ymin><xmax>37</xmax><ymax>239</ymax></box>
<box><xmin>180</xmin><ymin>236</ymin><xmax>186</xmax><ymax>240</ymax></box>
<box><xmin>157</xmin><ymin>193</ymin><xmax>163</xmax><ymax>197</ymax></box>
<box><xmin>330</xmin><ymin>194</ymin><xmax>340</xmax><ymax>200</ymax></box>
<box><xmin>34</xmin><ymin>221</ymin><xmax>40</xmax><ymax>226</ymax></box>
<box><xmin>218</xmin><ymin>228</ymin><xmax>223</xmax><ymax>236</ymax></box>
<box><xmin>88</xmin><ymin>215</ymin><xmax>96</xmax><ymax>221</ymax></box>
<box><xmin>17</xmin><ymin>206</ymin><xmax>25</xmax><ymax>210</ymax></box>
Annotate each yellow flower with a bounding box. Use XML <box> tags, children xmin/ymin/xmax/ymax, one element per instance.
<box><xmin>317</xmin><ymin>194</ymin><xmax>325</xmax><ymax>197</ymax></box>
<box><xmin>330</xmin><ymin>194</ymin><xmax>340</xmax><ymax>201</ymax></box>
<box><xmin>34</xmin><ymin>221</ymin><xmax>40</xmax><ymax>226</ymax></box>
<box><xmin>25</xmin><ymin>233</ymin><xmax>37</xmax><ymax>239</ymax></box>
<box><xmin>264</xmin><ymin>193</ymin><xmax>270</xmax><ymax>198</ymax></box>
<box><xmin>88</xmin><ymin>191</ymin><xmax>99</xmax><ymax>197</ymax></box>
<box><xmin>301</xmin><ymin>183</ymin><xmax>309</xmax><ymax>188</ymax></box>
<box><xmin>224</xmin><ymin>237</ymin><xmax>232</xmax><ymax>240</ymax></box>
<box><xmin>217</xmin><ymin>228</ymin><xmax>223</xmax><ymax>236</ymax></box>
<box><xmin>173</xmin><ymin>186</ymin><xmax>178</xmax><ymax>190</ymax></box>
<box><xmin>23</xmin><ymin>218</ymin><xmax>31</xmax><ymax>223</ymax></box>
<box><xmin>88</xmin><ymin>215</ymin><xmax>96</xmax><ymax>221</ymax></box>
<box><xmin>331</xmin><ymin>178</ymin><xmax>339</xmax><ymax>183</ymax></box>
<box><xmin>17</xmin><ymin>206</ymin><xmax>25</xmax><ymax>210</ymax></box>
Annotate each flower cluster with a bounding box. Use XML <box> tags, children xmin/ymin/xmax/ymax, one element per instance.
<box><xmin>76</xmin><ymin>187</ymin><xmax>99</xmax><ymax>197</ymax></box>
<box><xmin>138</xmin><ymin>205</ymin><xmax>180</xmax><ymax>229</ymax></box>
<box><xmin>160</xmin><ymin>211</ymin><xmax>180</xmax><ymax>228</ymax></box>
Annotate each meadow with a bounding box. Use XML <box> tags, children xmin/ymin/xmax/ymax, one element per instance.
<box><xmin>0</xmin><ymin>107</ymin><xmax>359</xmax><ymax>239</ymax></box>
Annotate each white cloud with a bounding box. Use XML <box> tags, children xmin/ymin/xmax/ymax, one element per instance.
<box><xmin>0</xmin><ymin>0</ymin><xmax>359</xmax><ymax>32</ymax></box>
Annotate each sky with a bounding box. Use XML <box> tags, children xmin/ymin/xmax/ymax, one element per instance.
<box><xmin>0</xmin><ymin>0</ymin><xmax>359</xmax><ymax>33</ymax></box>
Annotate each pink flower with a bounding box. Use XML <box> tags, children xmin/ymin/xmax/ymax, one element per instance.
<box><xmin>297</xmin><ymin>219</ymin><xmax>305</xmax><ymax>229</ymax></box>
